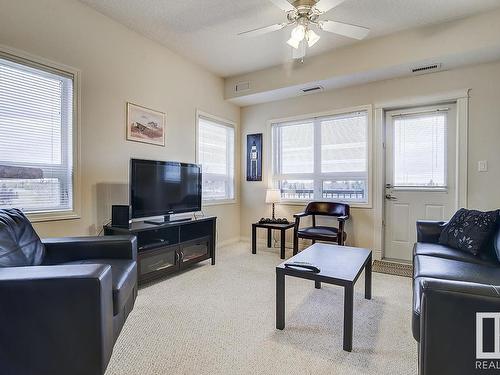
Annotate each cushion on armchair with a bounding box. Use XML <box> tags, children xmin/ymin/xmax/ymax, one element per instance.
<box><xmin>0</xmin><ymin>208</ymin><xmax>45</xmax><ymax>267</ymax></box>
<box><xmin>438</xmin><ymin>208</ymin><xmax>499</xmax><ymax>256</ymax></box>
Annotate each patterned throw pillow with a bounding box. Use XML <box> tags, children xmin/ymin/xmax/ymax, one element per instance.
<box><xmin>439</xmin><ymin>208</ymin><xmax>499</xmax><ymax>256</ymax></box>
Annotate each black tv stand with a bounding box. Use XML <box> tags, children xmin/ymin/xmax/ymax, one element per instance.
<box><xmin>144</xmin><ymin>214</ymin><xmax>191</xmax><ymax>225</ymax></box>
<box><xmin>104</xmin><ymin>216</ymin><xmax>216</xmax><ymax>285</ymax></box>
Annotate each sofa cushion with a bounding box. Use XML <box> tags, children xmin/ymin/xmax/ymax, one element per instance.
<box><xmin>0</xmin><ymin>208</ymin><xmax>45</xmax><ymax>267</ymax></box>
<box><xmin>414</xmin><ymin>254</ymin><xmax>500</xmax><ymax>285</ymax></box>
<box><xmin>63</xmin><ymin>258</ymin><xmax>137</xmax><ymax>316</ymax></box>
<box><xmin>439</xmin><ymin>208</ymin><xmax>499</xmax><ymax>256</ymax></box>
<box><xmin>413</xmin><ymin>242</ymin><xmax>498</xmax><ymax>266</ymax></box>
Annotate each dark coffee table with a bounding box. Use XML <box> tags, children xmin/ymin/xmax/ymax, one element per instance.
<box><xmin>276</xmin><ymin>243</ymin><xmax>372</xmax><ymax>352</ymax></box>
<box><xmin>252</xmin><ymin>222</ymin><xmax>295</xmax><ymax>259</ymax></box>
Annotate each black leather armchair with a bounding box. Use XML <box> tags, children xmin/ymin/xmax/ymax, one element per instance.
<box><xmin>0</xmin><ymin>235</ymin><xmax>138</xmax><ymax>375</ymax></box>
<box><xmin>293</xmin><ymin>201</ymin><xmax>350</xmax><ymax>255</ymax></box>
<box><xmin>413</xmin><ymin>219</ymin><xmax>500</xmax><ymax>375</ymax></box>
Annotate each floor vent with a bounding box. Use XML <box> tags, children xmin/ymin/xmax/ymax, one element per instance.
<box><xmin>373</xmin><ymin>260</ymin><xmax>412</xmax><ymax>278</ymax></box>
<box><xmin>411</xmin><ymin>63</ymin><xmax>442</xmax><ymax>75</ymax></box>
<box><xmin>301</xmin><ymin>86</ymin><xmax>324</xmax><ymax>94</ymax></box>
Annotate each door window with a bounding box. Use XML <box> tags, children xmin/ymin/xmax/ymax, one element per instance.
<box><xmin>393</xmin><ymin>112</ymin><xmax>447</xmax><ymax>188</ymax></box>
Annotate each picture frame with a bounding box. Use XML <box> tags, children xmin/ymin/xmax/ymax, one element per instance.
<box><xmin>246</xmin><ymin>133</ymin><xmax>263</xmax><ymax>181</ymax></box>
<box><xmin>126</xmin><ymin>102</ymin><xmax>165</xmax><ymax>146</ymax></box>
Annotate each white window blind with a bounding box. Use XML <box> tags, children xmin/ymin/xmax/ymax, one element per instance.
<box><xmin>0</xmin><ymin>54</ymin><xmax>74</xmax><ymax>214</ymax></box>
<box><xmin>393</xmin><ymin>111</ymin><xmax>447</xmax><ymax>187</ymax></box>
<box><xmin>197</xmin><ymin>115</ymin><xmax>235</xmax><ymax>201</ymax></box>
<box><xmin>272</xmin><ymin>110</ymin><xmax>369</xmax><ymax>203</ymax></box>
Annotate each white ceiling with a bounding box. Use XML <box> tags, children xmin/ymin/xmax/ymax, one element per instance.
<box><xmin>79</xmin><ymin>0</ymin><xmax>500</xmax><ymax>77</ymax></box>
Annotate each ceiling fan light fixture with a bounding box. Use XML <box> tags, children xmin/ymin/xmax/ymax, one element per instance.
<box><xmin>287</xmin><ymin>24</ymin><xmax>307</xmax><ymax>48</ymax></box>
<box><xmin>287</xmin><ymin>37</ymin><xmax>301</xmax><ymax>49</ymax></box>
<box><xmin>306</xmin><ymin>29</ymin><xmax>320</xmax><ymax>47</ymax></box>
<box><xmin>291</xmin><ymin>24</ymin><xmax>306</xmax><ymax>41</ymax></box>
<box><xmin>292</xmin><ymin>39</ymin><xmax>307</xmax><ymax>59</ymax></box>
<box><xmin>240</xmin><ymin>0</ymin><xmax>371</xmax><ymax>61</ymax></box>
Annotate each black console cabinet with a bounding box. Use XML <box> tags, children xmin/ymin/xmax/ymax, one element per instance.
<box><xmin>104</xmin><ymin>216</ymin><xmax>216</xmax><ymax>284</ymax></box>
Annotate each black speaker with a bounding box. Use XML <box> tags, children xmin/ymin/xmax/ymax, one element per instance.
<box><xmin>112</xmin><ymin>205</ymin><xmax>131</xmax><ymax>228</ymax></box>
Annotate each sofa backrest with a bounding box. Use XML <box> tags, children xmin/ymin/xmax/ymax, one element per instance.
<box><xmin>0</xmin><ymin>208</ymin><xmax>45</xmax><ymax>267</ymax></box>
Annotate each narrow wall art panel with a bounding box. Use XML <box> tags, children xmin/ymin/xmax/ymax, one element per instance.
<box><xmin>246</xmin><ymin>133</ymin><xmax>262</xmax><ymax>181</ymax></box>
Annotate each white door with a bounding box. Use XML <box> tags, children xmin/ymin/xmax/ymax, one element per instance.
<box><xmin>384</xmin><ymin>104</ymin><xmax>457</xmax><ymax>262</ymax></box>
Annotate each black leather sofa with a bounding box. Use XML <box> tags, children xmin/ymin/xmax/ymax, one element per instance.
<box><xmin>0</xmin><ymin>231</ymin><xmax>138</xmax><ymax>375</ymax></box>
<box><xmin>413</xmin><ymin>220</ymin><xmax>500</xmax><ymax>375</ymax></box>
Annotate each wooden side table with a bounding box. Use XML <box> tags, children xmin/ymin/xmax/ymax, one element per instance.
<box><xmin>251</xmin><ymin>222</ymin><xmax>295</xmax><ymax>259</ymax></box>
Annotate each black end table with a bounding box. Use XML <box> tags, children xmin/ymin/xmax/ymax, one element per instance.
<box><xmin>276</xmin><ymin>243</ymin><xmax>372</xmax><ymax>352</ymax></box>
<box><xmin>252</xmin><ymin>222</ymin><xmax>295</xmax><ymax>259</ymax></box>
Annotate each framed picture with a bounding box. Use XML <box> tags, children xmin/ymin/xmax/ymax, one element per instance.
<box><xmin>246</xmin><ymin>133</ymin><xmax>262</xmax><ymax>181</ymax></box>
<box><xmin>126</xmin><ymin>102</ymin><xmax>165</xmax><ymax>146</ymax></box>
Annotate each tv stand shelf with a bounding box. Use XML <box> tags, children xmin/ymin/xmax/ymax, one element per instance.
<box><xmin>104</xmin><ymin>216</ymin><xmax>216</xmax><ymax>284</ymax></box>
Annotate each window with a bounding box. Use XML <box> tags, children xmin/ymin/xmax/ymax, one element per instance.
<box><xmin>197</xmin><ymin>113</ymin><xmax>235</xmax><ymax>202</ymax></box>
<box><xmin>393</xmin><ymin>111</ymin><xmax>447</xmax><ymax>187</ymax></box>
<box><xmin>0</xmin><ymin>52</ymin><xmax>77</xmax><ymax>217</ymax></box>
<box><xmin>272</xmin><ymin>109</ymin><xmax>369</xmax><ymax>204</ymax></box>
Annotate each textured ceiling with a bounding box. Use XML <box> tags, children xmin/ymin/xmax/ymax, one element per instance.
<box><xmin>79</xmin><ymin>0</ymin><xmax>500</xmax><ymax>77</ymax></box>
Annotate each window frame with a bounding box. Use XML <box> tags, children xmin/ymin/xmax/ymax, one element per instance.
<box><xmin>268</xmin><ymin>105</ymin><xmax>373</xmax><ymax>209</ymax></box>
<box><xmin>196</xmin><ymin>110</ymin><xmax>237</xmax><ymax>206</ymax></box>
<box><xmin>0</xmin><ymin>45</ymin><xmax>81</xmax><ymax>222</ymax></box>
<box><xmin>389</xmin><ymin>107</ymin><xmax>449</xmax><ymax>190</ymax></box>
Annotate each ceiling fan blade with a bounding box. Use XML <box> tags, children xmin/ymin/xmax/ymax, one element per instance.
<box><xmin>320</xmin><ymin>20</ymin><xmax>370</xmax><ymax>40</ymax></box>
<box><xmin>313</xmin><ymin>0</ymin><xmax>346</xmax><ymax>13</ymax></box>
<box><xmin>269</xmin><ymin>0</ymin><xmax>296</xmax><ymax>12</ymax></box>
<box><xmin>238</xmin><ymin>23</ymin><xmax>288</xmax><ymax>37</ymax></box>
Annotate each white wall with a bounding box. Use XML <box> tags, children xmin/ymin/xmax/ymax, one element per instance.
<box><xmin>0</xmin><ymin>0</ymin><xmax>241</xmax><ymax>243</ymax></box>
<box><xmin>2</xmin><ymin>0</ymin><xmax>500</xmax><ymax>252</ymax></box>
<box><xmin>241</xmin><ymin>60</ymin><xmax>500</xmax><ymax>251</ymax></box>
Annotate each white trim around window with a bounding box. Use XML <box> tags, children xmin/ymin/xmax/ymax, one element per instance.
<box><xmin>195</xmin><ymin>110</ymin><xmax>237</xmax><ymax>206</ymax></box>
<box><xmin>267</xmin><ymin>105</ymin><xmax>373</xmax><ymax>209</ymax></box>
<box><xmin>0</xmin><ymin>45</ymin><xmax>81</xmax><ymax>222</ymax></box>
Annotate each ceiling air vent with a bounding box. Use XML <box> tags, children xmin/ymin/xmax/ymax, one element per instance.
<box><xmin>301</xmin><ymin>86</ymin><xmax>324</xmax><ymax>94</ymax></box>
<box><xmin>411</xmin><ymin>63</ymin><xmax>442</xmax><ymax>75</ymax></box>
<box><xmin>235</xmin><ymin>81</ymin><xmax>250</xmax><ymax>93</ymax></box>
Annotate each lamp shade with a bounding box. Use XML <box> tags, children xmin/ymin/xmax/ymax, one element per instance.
<box><xmin>265</xmin><ymin>189</ymin><xmax>281</xmax><ymax>204</ymax></box>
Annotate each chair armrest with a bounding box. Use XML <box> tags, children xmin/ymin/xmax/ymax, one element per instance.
<box><xmin>418</xmin><ymin>278</ymin><xmax>500</xmax><ymax>375</ymax></box>
<box><xmin>416</xmin><ymin>220</ymin><xmax>446</xmax><ymax>243</ymax></box>
<box><xmin>337</xmin><ymin>215</ymin><xmax>349</xmax><ymax>222</ymax></box>
<box><xmin>42</xmin><ymin>235</ymin><xmax>137</xmax><ymax>264</ymax></box>
<box><xmin>0</xmin><ymin>264</ymin><xmax>114</xmax><ymax>375</ymax></box>
<box><xmin>293</xmin><ymin>212</ymin><xmax>309</xmax><ymax>218</ymax></box>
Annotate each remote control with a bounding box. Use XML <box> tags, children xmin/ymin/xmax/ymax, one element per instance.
<box><xmin>284</xmin><ymin>261</ymin><xmax>321</xmax><ymax>273</ymax></box>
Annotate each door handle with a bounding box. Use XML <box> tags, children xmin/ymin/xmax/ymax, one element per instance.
<box><xmin>385</xmin><ymin>194</ymin><xmax>398</xmax><ymax>200</ymax></box>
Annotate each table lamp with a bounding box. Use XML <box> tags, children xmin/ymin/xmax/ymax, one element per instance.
<box><xmin>265</xmin><ymin>189</ymin><xmax>281</xmax><ymax>221</ymax></box>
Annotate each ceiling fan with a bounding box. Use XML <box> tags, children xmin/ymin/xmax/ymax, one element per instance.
<box><xmin>239</xmin><ymin>0</ymin><xmax>370</xmax><ymax>59</ymax></box>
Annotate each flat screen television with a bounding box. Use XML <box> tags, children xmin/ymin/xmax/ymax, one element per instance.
<box><xmin>130</xmin><ymin>159</ymin><xmax>202</xmax><ymax>221</ymax></box>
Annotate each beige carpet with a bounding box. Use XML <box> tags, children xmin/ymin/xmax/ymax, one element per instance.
<box><xmin>106</xmin><ymin>243</ymin><xmax>417</xmax><ymax>375</ymax></box>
